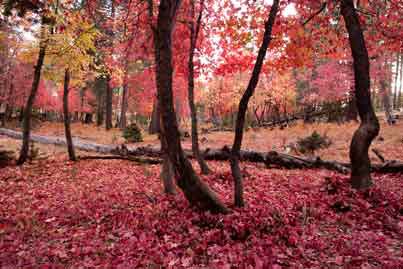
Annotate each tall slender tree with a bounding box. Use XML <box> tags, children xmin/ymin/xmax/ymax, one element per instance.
<box><xmin>230</xmin><ymin>0</ymin><xmax>280</xmax><ymax>207</ymax></box>
<box><xmin>187</xmin><ymin>0</ymin><xmax>211</xmax><ymax>175</ymax></box>
<box><xmin>63</xmin><ymin>68</ymin><xmax>76</xmax><ymax>161</ymax></box>
<box><xmin>17</xmin><ymin>16</ymin><xmax>48</xmax><ymax>165</ymax></box>
<box><xmin>341</xmin><ymin>0</ymin><xmax>380</xmax><ymax>189</ymax></box>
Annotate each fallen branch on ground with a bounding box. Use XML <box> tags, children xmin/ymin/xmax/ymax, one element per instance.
<box><xmin>1</xmin><ymin>127</ymin><xmax>402</xmax><ymax>174</ymax></box>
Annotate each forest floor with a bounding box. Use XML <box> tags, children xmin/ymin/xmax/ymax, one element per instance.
<box><xmin>1</xmin><ymin>158</ymin><xmax>402</xmax><ymax>268</ymax></box>
<box><xmin>2</xmin><ymin>119</ymin><xmax>403</xmax><ymax>162</ymax></box>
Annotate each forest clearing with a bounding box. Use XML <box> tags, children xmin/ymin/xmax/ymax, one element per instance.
<box><xmin>1</xmin><ymin>0</ymin><xmax>403</xmax><ymax>268</ymax></box>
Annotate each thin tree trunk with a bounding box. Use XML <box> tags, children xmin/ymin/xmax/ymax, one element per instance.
<box><xmin>152</xmin><ymin>0</ymin><xmax>228</xmax><ymax>213</ymax></box>
<box><xmin>341</xmin><ymin>0</ymin><xmax>380</xmax><ymax>189</ymax></box>
<box><xmin>17</xmin><ymin>23</ymin><xmax>47</xmax><ymax>165</ymax></box>
<box><xmin>393</xmin><ymin>53</ymin><xmax>400</xmax><ymax>109</ymax></box>
<box><xmin>230</xmin><ymin>0</ymin><xmax>279</xmax><ymax>207</ymax></box>
<box><xmin>120</xmin><ymin>68</ymin><xmax>129</xmax><ymax>129</ymax></box>
<box><xmin>380</xmin><ymin>78</ymin><xmax>393</xmax><ymax>124</ymax></box>
<box><xmin>105</xmin><ymin>75</ymin><xmax>113</xmax><ymax>130</ymax></box>
<box><xmin>63</xmin><ymin>69</ymin><xmax>76</xmax><ymax>161</ymax></box>
<box><xmin>187</xmin><ymin>0</ymin><xmax>211</xmax><ymax>175</ymax></box>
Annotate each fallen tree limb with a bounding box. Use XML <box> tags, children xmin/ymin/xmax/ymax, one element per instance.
<box><xmin>1</xmin><ymin>128</ymin><xmax>402</xmax><ymax>174</ymax></box>
<box><xmin>78</xmin><ymin>155</ymin><xmax>162</xmax><ymax>165</ymax></box>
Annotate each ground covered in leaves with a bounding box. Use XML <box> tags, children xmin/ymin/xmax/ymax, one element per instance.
<box><xmin>1</xmin><ymin>159</ymin><xmax>402</xmax><ymax>268</ymax></box>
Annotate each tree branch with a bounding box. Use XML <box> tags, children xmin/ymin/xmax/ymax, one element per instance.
<box><xmin>302</xmin><ymin>2</ymin><xmax>327</xmax><ymax>26</ymax></box>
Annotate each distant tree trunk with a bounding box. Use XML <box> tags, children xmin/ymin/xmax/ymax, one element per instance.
<box><xmin>393</xmin><ymin>53</ymin><xmax>400</xmax><ymax>109</ymax></box>
<box><xmin>230</xmin><ymin>0</ymin><xmax>279</xmax><ymax>207</ymax></box>
<box><xmin>398</xmin><ymin>54</ymin><xmax>403</xmax><ymax>109</ymax></box>
<box><xmin>105</xmin><ymin>75</ymin><xmax>113</xmax><ymax>130</ymax></box>
<box><xmin>187</xmin><ymin>0</ymin><xmax>211</xmax><ymax>175</ymax></box>
<box><xmin>96</xmin><ymin>87</ymin><xmax>104</xmax><ymax>126</ymax></box>
<box><xmin>120</xmin><ymin>80</ymin><xmax>129</xmax><ymax>129</ymax></box>
<box><xmin>148</xmin><ymin>99</ymin><xmax>160</xmax><ymax>134</ymax></box>
<box><xmin>18</xmin><ymin>106</ymin><xmax>24</xmax><ymax>122</ymax></box>
<box><xmin>380</xmin><ymin>78</ymin><xmax>393</xmax><ymax>124</ymax></box>
<box><xmin>341</xmin><ymin>0</ymin><xmax>380</xmax><ymax>189</ymax></box>
<box><xmin>84</xmin><ymin>113</ymin><xmax>93</xmax><ymax>124</ymax></box>
<box><xmin>63</xmin><ymin>69</ymin><xmax>76</xmax><ymax>161</ymax></box>
<box><xmin>17</xmin><ymin>24</ymin><xmax>47</xmax><ymax>165</ymax></box>
<box><xmin>152</xmin><ymin>0</ymin><xmax>227</xmax><ymax>213</ymax></box>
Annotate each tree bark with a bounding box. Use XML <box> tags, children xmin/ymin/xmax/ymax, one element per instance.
<box><xmin>346</xmin><ymin>91</ymin><xmax>358</xmax><ymax>121</ymax></box>
<box><xmin>341</xmin><ymin>0</ymin><xmax>380</xmax><ymax>189</ymax></box>
<box><xmin>105</xmin><ymin>75</ymin><xmax>113</xmax><ymax>130</ymax></box>
<box><xmin>187</xmin><ymin>0</ymin><xmax>211</xmax><ymax>175</ymax></box>
<box><xmin>160</xmin><ymin>135</ymin><xmax>176</xmax><ymax>194</ymax></box>
<box><xmin>230</xmin><ymin>0</ymin><xmax>279</xmax><ymax>207</ymax></box>
<box><xmin>63</xmin><ymin>68</ymin><xmax>76</xmax><ymax>161</ymax></box>
<box><xmin>17</xmin><ymin>23</ymin><xmax>47</xmax><ymax>165</ymax></box>
<box><xmin>152</xmin><ymin>0</ymin><xmax>228</xmax><ymax>213</ymax></box>
<box><xmin>148</xmin><ymin>99</ymin><xmax>160</xmax><ymax>134</ymax></box>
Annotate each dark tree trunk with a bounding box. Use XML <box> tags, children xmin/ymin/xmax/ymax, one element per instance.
<box><xmin>63</xmin><ymin>69</ymin><xmax>76</xmax><ymax>161</ymax></box>
<box><xmin>152</xmin><ymin>0</ymin><xmax>228</xmax><ymax>213</ymax></box>
<box><xmin>148</xmin><ymin>98</ymin><xmax>160</xmax><ymax>134</ymax></box>
<box><xmin>17</xmin><ymin>24</ymin><xmax>47</xmax><ymax>165</ymax></box>
<box><xmin>18</xmin><ymin>106</ymin><xmax>24</xmax><ymax>122</ymax></box>
<box><xmin>84</xmin><ymin>113</ymin><xmax>93</xmax><ymax>124</ymax></box>
<box><xmin>341</xmin><ymin>0</ymin><xmax>380</xmax><ymax>190</ymax></box>
<box><xmin>230</xmin><ymin>0</ymin><xmax>279</xmax><ymax>207</ymax></box>
<box><xmin>160</xmin><ymin>135</ymin><xmax>175</xmax><ymax>194</ymax></box>
<box><xmin>96</xmin><ymin>87</ymin><xmax>105</xmax><ymax>126</ymax></box>
<box><xmin>105</xmin><ymin>75</ymin><xmax>113</xmax><ymax>130</ymax></box>
<box><xmin>346</xmin><ymin>91</ymin><xmax>358</xmax><ymax>121</ymax></box>
<box><xmin>187</xmin><ymin>0</ymin><xmax>211</xmax><ymax>175</ymax></box>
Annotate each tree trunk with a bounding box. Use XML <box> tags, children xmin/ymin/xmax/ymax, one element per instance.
<box><xmin>63</xmin><ymin>69</ymin><xmax>76</xmax><ymax>161</ymax></box>
<box><xmin>400</xmin><ymin>54</ymin><xmax>403</xmax><ymax>108</ymax></box>
<box><xmin>160</xmin><ymin>135</ymin><xmax>175</xmax><ymax>194</ymax></box>
<box><xmin>393</xmin><ymin>53</ymin><xmax>400</xmax><ymax>109</ymax></box>
<box><xmin>152</xmin><ymin>0</ymin><xmax>228</xmax><ymax>213</ymax></box>
<box><xmin>380</xmin><ymin>78</ymin><xmax>393</xmax><ymax>124</ymax></box>
<box><xmin>96</xmin><ymin>85</ymin><xmax>105</xmax><ymax>126</ymax></box>
<box><xmin>341</xmin><ymin>0</ymin><xmax>380</xmax><ymax>190</ymax></box>
<box><xmin>120</xmin><ymin>81</ymin><xmax>129</xmax><ymax>129</ymax></box>
<box><xmin>346</xmin><ymin>91</ymin><xmax>358</xmax><ymax>121</ymax></box>
<box><xmin>230</xmin><ymin>0</ymin><xmax>279</xmax><ymax>207</ymax></box>
<box><xmin>187</xmin><ymin>0</ymin><xmax>211</xmax><ymax>175</ymax></box>
<box><xmin>17</xmin><ymin>24</ymin><xmax>47</xmax><ymax>165</ymax></box>
<box><xmin>148</xmin><ymin>99</ymin><xmax>160</xmax><ymax>134</ymax></box>
<box><xmin>105</xmin><ymin>75</ymin><xmax>113</xmax><ymax>130</ymax></box>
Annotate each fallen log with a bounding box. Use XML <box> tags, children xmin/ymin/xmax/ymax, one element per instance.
<box><xmin>79</xmin><ymin>155</ymin><xmax>162</xmax><ymax>165</ymax></box>
<box><xmin>1</xmin><ymin>128</ymin><xmax>402</xmax><ymax>174</ymax></box>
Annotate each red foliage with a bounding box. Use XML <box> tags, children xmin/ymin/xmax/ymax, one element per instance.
<box><xmin>1</xmin><ymin>159</ymin><xmax>402</xmax><ymax>267</ymax></box>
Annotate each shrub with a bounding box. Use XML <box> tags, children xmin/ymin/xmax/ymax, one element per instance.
<box><xmin>122</xmin><ymin>123</ymin><xmax>143</xmax><ymax>143</ymax></box>
<box><xmin>297</xmin><ymin>131</ymin><xmax>331</xmax><ymax>156</ymax></box>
